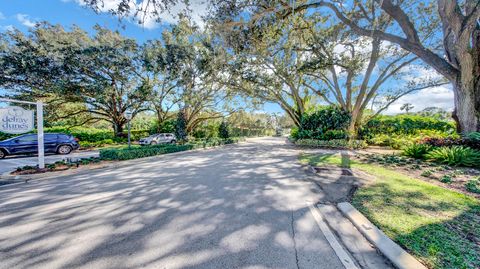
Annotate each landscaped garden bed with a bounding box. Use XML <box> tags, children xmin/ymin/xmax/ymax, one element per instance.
<box><xmin>300</xmin><ymin>152</ymin><xmax>480</xmax><ymax>269</ymax></box>
<box><xmin>12</xmin><ymin>157</ymin><xmax>109</xmax><ymax>175</ymax></box>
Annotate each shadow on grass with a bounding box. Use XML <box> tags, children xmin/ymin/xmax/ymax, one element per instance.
<box><xmin>353</xmin><ymin>181</ymin><xmax>480</xmax><ymax>269</ymax></box>
<box><xmin>340</xmin><ymin>152</ymin><xmax>351</xmax><ymax>168</ymax></box>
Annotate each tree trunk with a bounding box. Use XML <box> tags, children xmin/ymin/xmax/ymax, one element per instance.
<box><xmin>113</xmin><ymin>122</ymin><xmax>124</xmax><ymax>137</ymax></box>
<box><xmin>347</xmin><ymin>109</ymin><xmax>364</xmax><ymax>139</ymax></box>
<box><xmin>452</xmin><ymin>79</ymin><xmax>480</xmax><ymax>133</ymax></box>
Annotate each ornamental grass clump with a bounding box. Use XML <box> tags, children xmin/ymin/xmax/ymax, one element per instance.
<box><xmin>426</xmin><ymin>146</ymin><xmax>480</xmax><ymax>167</ymax></box>
<box><xmin>402</xmin><ymin>144</ymin><xmax>433</xmax><ymax>159</ymax></box>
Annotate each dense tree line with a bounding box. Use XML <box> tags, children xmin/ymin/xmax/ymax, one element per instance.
<box><xmin>79</xmin><ymin>0</ymin><xmax>478</xmax><ymax>135</ymax></box>
<box><xmin>1</xmin><ymin>0</ymin><xmax>478</xmax><ymax>137</ymax></box>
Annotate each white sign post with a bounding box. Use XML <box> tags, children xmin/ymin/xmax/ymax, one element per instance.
<box><xmin>0</xmin><ymin>98</ymin><xmax>45</xmax><ymax>169</ymax></box>
<box><xmin>36</xmin><ymin>101</ymin><xmax>45</xmax><ymax>169</ymax></box>
<box><xmin>125</xmin><ymin>111</ymin><xmax>133</xmax><ymax>149</ymax></box>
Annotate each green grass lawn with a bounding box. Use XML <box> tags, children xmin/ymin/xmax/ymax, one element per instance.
<box><xmin>300</xmin><ymin>153</ymin><xmax>480</xmax><ymax>269</ymax></box>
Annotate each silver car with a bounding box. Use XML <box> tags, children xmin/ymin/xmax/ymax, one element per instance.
<box><xmin>139</xmin><ymin>133</ymin><xmax>177</xmax><ymax>145</ymax></box>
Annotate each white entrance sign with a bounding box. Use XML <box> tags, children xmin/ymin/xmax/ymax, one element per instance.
<box><xmin>0</xmin><ymin>98</ymin><xmax>45</xmax><ymax>169</ymax></box>
<box><xmin>0</xmin><ymin>106</ymin><xmax>35</xmax><ymax>134</ymax></box>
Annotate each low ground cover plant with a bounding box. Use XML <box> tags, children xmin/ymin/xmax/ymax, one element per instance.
<box><xmin>466</xmin><ymin>179</ymin><xmax>480</xmax><ymax>194</ymax></box>
<box><xmin>300</xmin><ymin>153</ymin><xmax>480</xmax><ymax>269</ymax></box>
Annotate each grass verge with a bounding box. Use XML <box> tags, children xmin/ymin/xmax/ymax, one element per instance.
<box><xmin>300</xmin><ymin>153</ymin><xmax>480</xmax><ymax>269</ymax></box>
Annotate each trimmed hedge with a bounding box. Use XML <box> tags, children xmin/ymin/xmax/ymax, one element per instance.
<box><xmin>295</xmin><ymin>139</ymin><xmax>367</xmax><ymax>149</ymax></box>
<box><xmin>359</xmin><ymin>115</ymin><xmax>455</xmax><ymax>138</ymax></box>
<box><xmin>294</xmin><ymin>106</ymin><xmax>351</xmax><ymax>140</ymax></box>
<box><xmin>100</xmin><ymin>137</ymin><xmax>245</xmax><ymax>161</ymax></box>
<box><xmin>100</xmin><ymin>144</ymin><xmax>194</xmax><ymax>160</ymax></box>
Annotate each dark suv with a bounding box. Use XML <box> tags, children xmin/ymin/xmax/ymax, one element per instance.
<box><xmin>0</xmin><ymin>133</ymin><xmax>80</xmax><ymax>159</ymax></box>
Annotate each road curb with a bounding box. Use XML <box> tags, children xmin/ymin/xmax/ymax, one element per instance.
<box><xmin>337</xmin><ymin>202</ymin><xmax>427</xmax><ymax>269</ymax></box>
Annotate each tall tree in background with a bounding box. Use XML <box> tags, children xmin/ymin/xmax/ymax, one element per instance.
<box><xmin>220</xmin><ymin>15</ymin><xmax>320</xmax><ymax>127</ymax></box>
<box><xmin>208</xmin><ymin>0</ymin><xmax>480</xmax><ymax>133</ymax></box>
<box><xmin>141</xmin><ymin>39</ymin><xmax>180</xmax><ymax>131</ymax></box>
<box><xmin>299</xmin><ymin>14</ymin><xmax>446</xmax><ymax>135</ymax></box>
<box><xmin>164</xmin><ymin>17</ymin><xmax>240</xmax><ymax>134</ymax></box>
<box><xmin>0</xmin><ymin>24</ymin><xmax>150</xmax><ymax>136</ymax></box>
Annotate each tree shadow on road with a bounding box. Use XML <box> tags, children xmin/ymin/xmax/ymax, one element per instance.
<box><xmin>0</xmin><ymin>139</ymin><xmax>349</xmax><ymax>269</ymax></box>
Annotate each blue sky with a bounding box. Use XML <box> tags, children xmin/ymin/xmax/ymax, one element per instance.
<box><xmin>0</xmin><ymin>0</ymin><xmax>454</xmax><ymax>115</ymax></box>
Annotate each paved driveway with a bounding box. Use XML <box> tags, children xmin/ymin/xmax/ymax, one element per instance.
<box><xmin>0</xmin><ymin>137</ymin><xmax>359</xmax><ymax>269</ymax></box>
<box><xmin>0</xmin><ymin>150</ymin><xmax>99</xmax><ymax>175</ymax></box>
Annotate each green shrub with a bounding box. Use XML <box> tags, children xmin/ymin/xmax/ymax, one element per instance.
<box><xmin>79</xmin><ymin>139</ymin><xmax>115</xmax><ymax>148</ymax></box>
<box><xmin>367</xmin><ymin>134</ymin><xmax>415</xmax><ymax>149</ymax></box>
<box><xmin>359</xmin><ymin>115</ymin><xmax>455</xmax><ymax>139</ymax></box>
<box><xmin>403</xmin><ymin>144</ymin><xmax>433</xmax><ymax>159</ymax></box>
<box><xmin>100</xmin><ymin>137</ymin><xmax>244</xmax><ymax>161</ymax></box>
<box><xmin>295</xmin><ymin>139</ymin><xmax>367</xmax><ymax>149</ymax></box>
<box><xmin>426</xmin><ymin>146</ymin><xmax>480</xmax><ymax>167</ymax></box>
<box><xmin>465</xmin><ymin>179</ymin><xmax>480</xmax><ymax>193</ymax></box>
<box><xmin>420</xmin><ymin>170</ymin><xmax>433</xmax><ymax>177</ymax></box>
<box><xmin>219</xmin><ymin>121</ymin><xmax>230</xmax><ymax>139</ymax></box>
<box><xmin>466</xmin><ymin>132</ymin><xmax>480</xmax><ymax>141</ymax></box>
<box><xmin>100</xmin><ymin>144</ymin><xmax>194</xmax><ymax>160</ymax></box>
<box><xmin>440</xmin><ymin>175</ymin><xmax>453</xmax><ymax>184</ymax></box>
<box><xmin>290</xmin><ymin>127</ymin><xmax>299</xmax><ymax>140</ymax></box>
<box><xmin>297</xmin><ymin>106</ymin><xmax>351</xmax><ymax>140</ymax></box>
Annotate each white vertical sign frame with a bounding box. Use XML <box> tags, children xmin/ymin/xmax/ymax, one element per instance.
<box><xmin>36</xmin><ymin>101</ymin><xmax>45</xmax><ymax>169</ymax></box>
<box><xmin>0</xmin><ymin>98</ymin><xmax>45</xmax><ymax>169</ymax></box>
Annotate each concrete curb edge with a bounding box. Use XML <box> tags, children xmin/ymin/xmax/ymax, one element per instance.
<box><xmin>337</xmin><ymin>202</ymin><xmax>427</xmax><ymax>269</ymax></box>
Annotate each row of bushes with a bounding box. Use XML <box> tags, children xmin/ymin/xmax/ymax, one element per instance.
<box><xmin>294</xmin><ymin>139</ymin><xmax>367</xmax><ymax>149</ymax></box>
<box><xmin>292</xmin><ymin>106</ymin><xmax>351</xmax><ymax>140</ymax></box>
<box><xmin>366</xmin><ymin>129</ymin><xmax>457</xmax><ymax>149</ymax></box>
<box><xmin>359</xmin><ymin>115</ymin><xmax>456</xmax><ymax>138</ymax></box>
<box><xmin>100</xmin><ymin>137</ymin><xmax>244</xmax><ymax>161</ymax></box>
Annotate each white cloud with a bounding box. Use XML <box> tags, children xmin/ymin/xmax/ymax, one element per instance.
<box><xmin>16</xmin><ymin>14</ymin><xmax>36</xmax><ymax>27</ymax></box>
<box><xmin>1</xmin><ymin>25</ymin><xmax>14</xmax><ymax>31</ymax></box>
<box><xmin>71</xmin><ymin>0</ymin><xmax>207</xmax><ymax>29</ymax></box>
<box><xmin>382</xmin><ymin>84</ymin><xmax>454</xmax><ymax>115</ymax></box>
<box><xmin>0</xmin><ymin>12</ymin><xmax>6</xmax><ymax>20</ymax></box>
<box><xmin>401</xmin><ymin>64</ymin><xmax>444</xmax><ymax>84</ymax></box>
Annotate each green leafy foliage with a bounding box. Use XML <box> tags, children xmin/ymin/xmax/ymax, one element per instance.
<box><xmin>367</xmin><ymin>129</ymin><xmax>456</xmax><ymax>149</ymax></box>
<box><xmin>359</xmin><ymin>115</ymin><xmax>456</xmax><ymax>139</ymax></box>
<box><xmin>100</xmin><ymin>137</ymin><xmax>243</xmax><ymax>160</ymax></box>
<box><xmin>100</xmin><ymin>144</ymin><xmax>194</xmax><ymax>161</ymax></box>
<box><xmin>175</xmin><ymin>110</ymin><xmax>188</xmax><ymax>142</ymax></box>
<box><xmin>403</xmin><ymin>144</ymin><xmax>433</xmax><ymax>159</ymax></box>
<box><xmin>426</xmin><ymin>146</ymin><xmax>480</xmax><ymax>167</ymax></box>
<box><xmin>295</xmin><ymin>139</ymin><xmax>367</xmax><ymax>149</ymax></box>
<box><xmin>296</xmin><ymin>106</ymin><xmax>351</xmax><ymax>140</ymax></box>
<box><xmin>465</xmin><ymin>179</ymin><xmax>480</xmax><ymax>194</ymax></box>
<box><xmin>1</xmin><ymin>127</ymin><xmax>150</xmax><ymax>145</ymax></box>
<box><xmin>218</xmin><ymin>121</ymin><xmax>230</xmax><ymax>139</ymax></box>
<box><xmin>466</xmin><ymin>132</ymin><xmax>480</xmax><ymax>141</ymax></box>
<box><xmin>440</xmin><ymin>175</ymin><xmax>453</xmax><ymax>184</ymax></box>
<box><xmin>420</xmin><ymin>170</ymin><xmax>433</xmax><ymax>177</ymax></box>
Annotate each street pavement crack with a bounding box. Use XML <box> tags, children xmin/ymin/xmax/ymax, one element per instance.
<box><xmin>291</xmin><ymin>210</ymin><xmax>300</xmax><ymax>269</ymax></box>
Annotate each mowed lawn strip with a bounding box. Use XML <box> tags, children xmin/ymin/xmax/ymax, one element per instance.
<box><xmin>299</xmin><ymin>153</ymin><xmax>480</xmax><ymax>269</ymax></box>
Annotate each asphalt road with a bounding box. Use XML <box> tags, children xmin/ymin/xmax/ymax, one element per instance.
<box><xmin>0</xmin><ymin>150</ymin><xmax>99</xmax><ymax>175</ymax></box>
<box><xmin>0</xmin><ymin>137</ymin><xmax>367</xmax><ymax>269</ymax></box>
